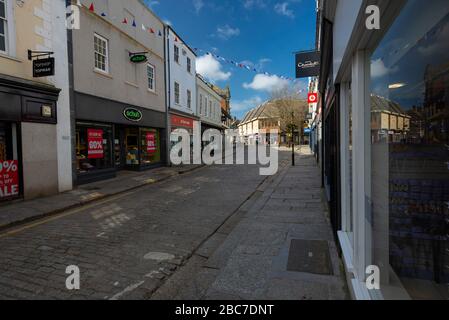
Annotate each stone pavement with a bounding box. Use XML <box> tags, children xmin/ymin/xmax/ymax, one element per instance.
<box><xmin>151</xmin><ymin>148</ymin><xmax>350</xmax><ymax>300</ymax></box>
<box><xmin>0</xmin><ymin>165</ymin><xmax>202</xmax><ymax>231</ymax></box>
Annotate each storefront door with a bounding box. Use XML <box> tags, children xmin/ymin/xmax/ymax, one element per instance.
<box><xmin>0</xmin><ymin>122</ymin><xmax>21</xmax><ymax>201</ymax></box>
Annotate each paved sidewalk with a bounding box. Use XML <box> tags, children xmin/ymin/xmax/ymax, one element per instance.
<box><xmin>0</xmin><ymin>165</ymin><xmax>202</xmax><ymax>231</ymax></box>
<box><xmin>153</xmin><ymin>149</ymin><xmax>349</xmax><ymax>300</ymax></box>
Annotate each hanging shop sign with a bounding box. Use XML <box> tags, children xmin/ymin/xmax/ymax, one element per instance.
<box><xmin>28</xmin><ymin>50</ymin><xmax>55</xmax><ymax>78</ymax></box>
<box><xmin>295</xmin><ymin>51</ymin><xmax>320</xmax><ymax>78</ymax></box>
<box><xmin>87</xmin><ymin>129</ymin><xmax>104</xmax><ymax>159</ymax></box>
<box><xmin>124</xmin><ymin>108</ymin><xmax>143</xmax><ymax>122</ymax></box>
<box><xmin>0</xmin><ymin>160</ymin><xmax>20</xmax><ymax>199</ymax></box>
<box><xmin>308</xmin><ymin>93</ymin><xmax>318</xmax><ymax>104</ymax></box>
<box><xmin>146</xmin><ymin>133</ymin><xmax>157</xmax><ymax>154</ymax></box>
<box><xmin>129</xmin><ymin>52</ymin><xmax>148</xmax><ymax>64</ymax></box>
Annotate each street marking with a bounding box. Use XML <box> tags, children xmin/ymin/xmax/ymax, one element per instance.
<box><xmin>109</xmin><ymin>280</ymin><xmax>145</xmax><ymax>300</ymax></box>
<box><xmin>0</xmin><ymin>189</ymin><xmax>138</xmax><ymax>239</ymax></box>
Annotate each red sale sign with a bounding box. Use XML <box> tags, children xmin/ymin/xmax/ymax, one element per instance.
<box><xmin>88</xmin><ymin>129</ymin><xmax>104</xmax><ymax>159</ymax></box>
<box><xmin>308</xmin><ymin>93</ymin><xmax>318</xmax><ymax>104</ymax></box>
<box><xmin>146</xmin><ymin>133</ymin><xmax>156</xmax><ymax>154</ymax></box>
<box><xmin>0</xmin><ymin>160</ymin><xmax>20</xmax><ymax>199</ymax></box>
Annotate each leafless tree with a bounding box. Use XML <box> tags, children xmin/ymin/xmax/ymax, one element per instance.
<box><xmin>269</xmin><ymin>87</ymin><xmax>309</xmax><ymax>139</ymax></box>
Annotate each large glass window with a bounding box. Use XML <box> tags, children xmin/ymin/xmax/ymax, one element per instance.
<box><xmin>0</xmin><ymin>0</ymin><xmax>7</xmax><ymax>53</ymax></box>
<box><xmin>76</xmin><ymin>123</ymin><xmax>113</xmax><ymax>174</ymax></box>
<box><xmin>140</xmin><ymin>128</ymin><xmax>161</xmax><ymax>166</ymax></box>
<box><xmin>0</xmin><ymin>122</ymin><xmax>19</xmax><ymax>201</ymax></box>
<box><xmin>370</xmin><ymin>0</ymin><xmax>449</xmax><ymax>299</ymax></box>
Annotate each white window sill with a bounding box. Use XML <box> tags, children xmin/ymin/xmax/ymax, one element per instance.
<box><xmin>0</xmin><ymin>52</ymin><xmax>22</xmax><ymax>62</ymax></box>
<box><xmin>125</xmin><ymin>81</ymin><xmax>139</xmax><ymax>89</ymax></box>
<box><xmin>93</xmin><ymin>68</ymin><xmax>112</xmax><ymax>79</ymax></box>
<box><xmin>147</xmin><ymin>88</ymin><xmax>157</xmax><ymax>95</ymax></box>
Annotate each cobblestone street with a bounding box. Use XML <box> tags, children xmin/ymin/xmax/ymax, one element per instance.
<box><xmin>0</xmin><ymin>151</ymin><xmax>292</xmax><ymax>300</ymax></box>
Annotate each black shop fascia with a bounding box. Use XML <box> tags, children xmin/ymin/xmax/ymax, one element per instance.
<box><xmin>74</xmin><ymin>92</ymin><xmax>167</xmax><ymax>185</ymax></box>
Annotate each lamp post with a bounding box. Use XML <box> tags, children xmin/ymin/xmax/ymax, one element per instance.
<box><xmin>291</xmin><ymin>111</ymin><xmax>295</xmax><ymax>166</ymax></box>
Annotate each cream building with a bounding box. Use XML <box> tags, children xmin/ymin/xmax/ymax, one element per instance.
<box><xmin>0</xmin><ymin>0</ymin><xmax>71</xmax><ymax>201</ymax></box>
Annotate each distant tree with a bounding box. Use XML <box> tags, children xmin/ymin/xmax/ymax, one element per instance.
<box><xmin>269</xmin><ymin>87</ymin><xmax>309</xmax><ymax>139</ymax></box>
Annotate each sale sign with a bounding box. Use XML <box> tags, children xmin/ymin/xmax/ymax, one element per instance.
<box><xmin>308</xmin><ymin>93</ymin><xmax>318</xmax><ymax>104</ymax></box>
<box><xmin>0</xmin><ymin>160</ymin><xmax>20</xmax><ymax>199</ymax></box>
<box><xmin>146</xmin><ymin>133</ymin><xmax>156</xmax><ymax>154</ymax></box>
<box><xmin>87</xmin><ymin>129</ymin><xmax>104</xmax><ymax>159</ymax></box>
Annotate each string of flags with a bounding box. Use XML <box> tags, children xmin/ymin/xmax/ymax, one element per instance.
<box><xmin>84</xmin><ymin>1</ymin><xmax>301</xmax><ymax>83</ymax></box>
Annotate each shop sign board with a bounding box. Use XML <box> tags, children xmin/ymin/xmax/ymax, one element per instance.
<box><xmin>171</xmin><ymin>115</ymin><xmax>194</xmax><ymax>129</ymax></box>
<box><xmin>87</xmin><ymin>129</ymin><xmax>104</xmax><ymax>159</ymax></box>
<box><xmin>146</xmin><ymin>133</ymin><xmax>157</xmax><ymax>154</ymax></box>
<box><xmin>0</xmin><ymin>160</ymin><xmax>19</xmax><ymax>199</ymax></box>
<box><xmin>295</xmin><ymin>51</ymin><xmax>320</xmax><ymax>78</ymax></box>
<box><xmin>33</xmin><ymin>58</ymin><xmax>55</xmax><ymax>78</ymax></box>
<box><xmin>130</xmin><ymin>54</ymin><xmax>148</xmax><ymax>64</ymax></box>
<box><xmin>308</xmin><ymin>93</ymin><xmax>318</xmax><ymax>104</ymax></box>
<box><xmin>124</xmin><ymin>108</ymin><xmax>143</xmax><ymax>122</ymax></box>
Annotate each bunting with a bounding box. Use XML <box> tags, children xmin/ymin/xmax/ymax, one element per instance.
<box><xmin>84</xmin><ymin>1</ymin><xmax>300</xmax><ymax>82</ymax></box>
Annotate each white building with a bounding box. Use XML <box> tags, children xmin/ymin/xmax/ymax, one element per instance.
<box><xmin>196</xmin><ymin>74</ymin><xmax>223</xmax><ymax>133</ymax></box>
<box><xmin>165</xmin><ymin>26</ymin><xmax>200</xmax><ymax>156</ymax></box>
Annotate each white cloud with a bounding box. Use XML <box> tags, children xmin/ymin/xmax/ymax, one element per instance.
<box><xmin>371</xmin><ymin>58</ymin><xmax>399</xmax><ymax>78</ymax></box>
<box><xmin>163</xmin><ymin>19</ymin><xmax>172</xmax><ymax>26</ymax></box>
<box><xmin>243</xmin><ymin>74</ymin><xmax>289</xmax><ymax>92</ymax></box>
<box><xmin>216</xmin><ymin>25</ymin><xmax>240</xmax><ymax>40</ymax></box>
<box><xmin>193</xmin><ymin>0</ymin><xmax>204</xmax><ymax>14</ymax></box>
<box><xmin>242</xmin><ymin>0</ymin><xmax>269</xmax><ymax>9</ymax></box>
<box><xmin>274</xmin><ymin>2</ymin><xmax>294</xmax><ymax>18</ymax></box>
<box><xmin>231</xmin><ymin>96</ymin><xmax>263</xmax><ymax>113</ymax></box>
<box><xmin>197</xmin><ymin>54</ymin><xmax>232</xmax><ymax>82</ymax></box>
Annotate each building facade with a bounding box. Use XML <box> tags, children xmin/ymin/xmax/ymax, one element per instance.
<box><xmin>70</xmin><ymin>0</ymin><xmax>167</xmax><ymax>184</ymax></box>
<box><xmin>0</xmin><ymin>0</ymin><xmax>71</xmax><ymax>201</ymax></box>
<box><xmin>165</xmin><ymin>26</ymin><xmax>199</xmax><ymax>162</ymax></box>
<box><xmin>197</xmin><ymin>74</ymin><xmax>222</xmax><ymax>134</ymax></box>
<box><xmin>317</xmin><ymin>0</ymin><xmax>449</xmax><ymax>300</ymax></box>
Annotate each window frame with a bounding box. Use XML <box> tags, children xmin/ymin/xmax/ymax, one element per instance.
<box><xmin>147</xmin><ymin>63</ymin><xmax>156</xmax><ymax>93</ymax></box>
<box><xmin>94</xmin><ymin>33</ymin><xmax>109</xmax><ymax>74</ymax></box>
<box><xmin>187</xmin><ymin>89</ymin><xmax>192</xmax><ymax>109</ymax></box>
<box><xmin>174</xmin><ymin>82</ymin><xmax>180</xmax><ymax>105</ymax></box>
<box><xmin>0</xmin><ymin>0</ymin><xmax>7</xmax><ymax>54</ymax></box>
<box><xmin>199</xmin><ymin>94</ymin><xmax>203</xmax><ymax>115</ymax></box>
<box><xmin>174</xmin><ymin>44</ymin><xmax>179</xmax><ymax>64</ymax></box>
<box><xmin>187</xmin><ymin>57</ymin><xmax>191</xmax><ymax>73</ymax></box>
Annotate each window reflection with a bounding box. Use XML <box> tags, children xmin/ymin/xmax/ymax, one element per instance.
<box><xmin>370</xmin><ymin>0</ymin><xmax>449</xmax><ymax>300</ymax></box>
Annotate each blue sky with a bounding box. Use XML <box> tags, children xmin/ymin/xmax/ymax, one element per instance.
<box><xmin>145</xmin><ymin>0</ymin><xmax>317</xmax><ymax>119</ymax></box>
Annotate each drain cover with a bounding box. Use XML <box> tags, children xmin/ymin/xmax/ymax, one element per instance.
<box><xmin>287</xmin><ymin>239</ymin><xmax>333</xmax><ymax>275</ymax></box>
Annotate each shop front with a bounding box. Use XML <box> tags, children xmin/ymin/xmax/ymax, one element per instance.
<box><xmin>0</xmin><ymin>75</ymin><xmax>60</xmax><ymax>202</ymax></box>
<box><xmin>170</xmin><ymin>112</ymin><xmax>199</xmax><ymax>163</ymax></box>
<box><xmin>75</xmin><ymin>92</ymin><xmax>166</xmax><ymax>185</ymax></box>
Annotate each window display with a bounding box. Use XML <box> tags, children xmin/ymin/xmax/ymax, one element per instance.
<box><xmin>0</xmin><ymin>122</ymin><xmax>20</xmax><ymax>201</ymax></box>
<box><xmin>370</xmin><ymin>0</ymin><xmax>449</xmax><ymax>299</ymax></box>
<box><xmin>141</xmin><ymin>128</ymin><xmax>161</xmax><ymax>166</ymax></box>
<box><xmin>76</xmin><ymin>123</ymin><xmax>113</xmax><ymax>174</ymax></box>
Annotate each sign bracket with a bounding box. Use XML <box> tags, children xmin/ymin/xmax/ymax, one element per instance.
<box><xmin>28</xmin><ymin>50</ymin><xmax>54</xmax><ymax>61</ymax></box>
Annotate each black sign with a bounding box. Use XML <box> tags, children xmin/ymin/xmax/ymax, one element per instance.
<box><xmin>295</xmin><ymin>51</ymin><xmax>320</xmax><ymax>78</ymax></box>
<box><xmin>33</xmin><ymin>58</ymin><xmax>55</xmax><ymax>78</ymax></box>
<box><xmin>124</xmin><ymin>108</ymin><xmax>143</xmax><ymax>122</ymax></box>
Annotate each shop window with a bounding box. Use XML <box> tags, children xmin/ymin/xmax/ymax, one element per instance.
<box><xmin>0</xmin><ymin>122</ymin><xmax>20</xmax><ymax>201</ymax></box>
<box><xmin>76</xmin><ymin>123</ymin><xmax>113</xmax><ymax>174</ymax></box>
<box><xmin>140</xmin><ymin>129</ymin><xmax>161</xmax><ymax>166</ymax></box>
<box><xmin>370</xmin><ymin>0</ymin><xmax>449</xmax><ymax>299</ymax></box>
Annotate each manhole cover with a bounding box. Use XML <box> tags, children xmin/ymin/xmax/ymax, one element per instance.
<box><xmin>287</xmin><ymin>239</ymin><xmax>333</xmax><ymax>275</ymax></box>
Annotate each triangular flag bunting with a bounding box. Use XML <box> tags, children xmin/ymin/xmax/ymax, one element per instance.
<box><xmin>149</xmin><ymin>28</ymin><xmax>155</xmax><ymax>34</ymax></box>
<box><xmin>142</xmin><ymin>24</ymin><xmax>146</xmax><ymax>31</ymax></box>
<box><xmin>101</xmin><ymin>13</ymin><xmax>107</xmax><ymax>17</ymax></box>
<box><xmin>122</xmin><ymin>18</ymin><xmax>128</xmax><ymax>24</ymax></box>
<box><xmin>175</xmin><ymin>37</ymin><xmax>178</xmax><ymax>42</ymax></box>
<box><xmin>158</xmin><ymin>30</ymin><xmax>162</xmax><ymax>36</ymax></box>
<box><xmin>89</xmin><ymin>3</ymin><xmax>95</xmax><ymax>12</ymax></box>
<box><xmin>132</xmin><ymin>20</ymin><xmax>137</xmax><ymax>27</ymax></box>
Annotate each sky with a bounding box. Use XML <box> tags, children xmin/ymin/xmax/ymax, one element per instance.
<box><xmin>144</xmin><ymin>0</ymin><xmax>317</xmax><ymax>119</ymax></box>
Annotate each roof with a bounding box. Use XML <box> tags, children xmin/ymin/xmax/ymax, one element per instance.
<box><xmin>371</xmin><ymin>94</ymin><xmax>407</xmax><ymax>115</ymax></box>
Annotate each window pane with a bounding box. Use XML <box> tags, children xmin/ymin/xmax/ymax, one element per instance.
<box><xmin>0</xmin><ymin>35</ymin><xmax>4</xmax><ymax>52</ymax></box>
<box><xmin>0</xmin><ymin>2</ymin><xmax>5</xmax><ymax>19</ymax></box>
<box><xmin>0</xmin><ymin>19</ymin><xmax>4</xmax><ymax>35</ymax></box>
<box><xmin>370</xmin><ymin>0</ymin><xmax>449</xmax><ymax>299</ymax></box>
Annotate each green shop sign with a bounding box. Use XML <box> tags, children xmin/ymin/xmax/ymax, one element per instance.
<box><xmin>124</xmin><ymin>108</ymin><xmax>143</xmax><ymax>122</ymax></box>
<box><xmin>129</xmin><ymin>54</ymin><xmax>148</xmax><ymax>64</ymax></box>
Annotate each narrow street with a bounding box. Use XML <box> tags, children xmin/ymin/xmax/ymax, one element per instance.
<box><xmin>0</xmin><ymin>151</ymin><xmax>293</xmax><ymax>300</ymax></box>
